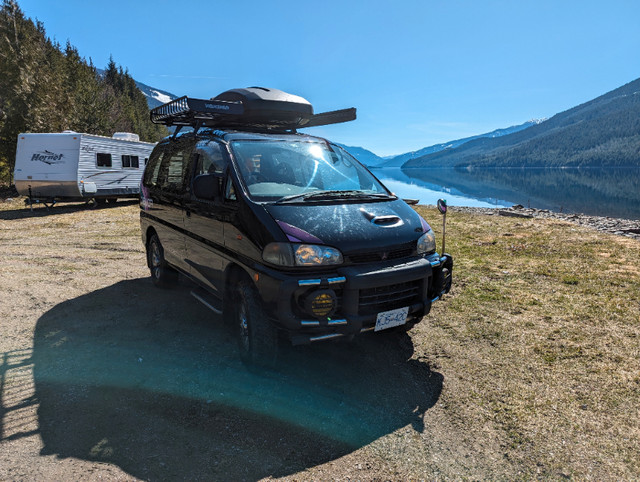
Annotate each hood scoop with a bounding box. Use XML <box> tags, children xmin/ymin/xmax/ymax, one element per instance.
<box><xmin>359</xmin><ymin>208</ymin><xmax>404</xmax><ymax>228</ymax></box>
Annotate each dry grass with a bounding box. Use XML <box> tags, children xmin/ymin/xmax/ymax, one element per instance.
<box><xmin>410</xmin><ymin>206</ymin><xmax>640</xmax><ymax>479</ymax></box>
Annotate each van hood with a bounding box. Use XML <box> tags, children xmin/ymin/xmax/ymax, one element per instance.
<box><xmin>264</xmin><ymin>200</ymin><xmax>430</xmax><ymax>254</ymax></box>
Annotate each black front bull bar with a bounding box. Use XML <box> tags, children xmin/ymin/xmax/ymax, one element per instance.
<box><xmin>255</xmin><ymin>254</ymin><xmax>453</xmax><ymax>345</ymax></box>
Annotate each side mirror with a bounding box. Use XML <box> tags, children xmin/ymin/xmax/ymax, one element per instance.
<box><xmin>193</xmin><ymin>173</ymin><xmax>222</xmax><ymax>201</ymax></box>
<box><xmin>437</xmin><ymin>198</ymin><xmax>447</xmax><ymax>214</ymax></box>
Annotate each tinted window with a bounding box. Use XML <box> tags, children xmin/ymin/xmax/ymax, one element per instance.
<box><xmin>194</xmin><ymin>140</ymin><xmax>225</xmax><ymax>175</ymax></box>
<box><xmin>225</xmin><ymin>175</ymin><xmax>237</xmax><ymax>201</ymax></box>
<box><xmin>156</xmin><ymin>141</ymin><xmax>193</xmax><ymax>193</ymax></box>
<box><xmin>96</xmin><ymin>153</ymin><xmax>112</xmax><ymax>167</ymax></box>
<box><xmin>143</xmin><ymin>145</ymin><xmax>167</xmax><ymax>186</ymax></box>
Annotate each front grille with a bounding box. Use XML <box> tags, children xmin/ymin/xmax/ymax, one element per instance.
<box><xmin>358</xmin><ymin>280</ymin><xmax>421</xmax><ymax>315</ymax></box>
<box><xmin>348</xmin><ymin>246</ymin><xmax>414</xmax><ymax>264</ymax></box>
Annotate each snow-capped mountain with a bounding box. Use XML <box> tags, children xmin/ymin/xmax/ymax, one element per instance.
<box><xmin>135</xmin><ymin>81</ymin><xmax>179</xmax><ymax>109</ymax></box>
<box><xmin>403</xmin><ymin>76</ymin><xmax>640</xmax><ymax>169</ymax></box>
<box><xmin>95</xmin><ymin>68</ymin><xmax>179</xmax><ymax>109</ymax></box>
<box><xmin>378</xmin><ymin>119</ymin><xmax>545</xmax><ymax>168</ymax></box>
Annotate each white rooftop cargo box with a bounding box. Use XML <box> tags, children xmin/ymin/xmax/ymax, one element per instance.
<box><xmin>14</xmin><ymin>132</ymin><xmax>156</xmax><ymax>205</ymax></box>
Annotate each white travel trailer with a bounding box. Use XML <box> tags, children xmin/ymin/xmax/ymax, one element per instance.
<box><xmin>14</xmin><ymin>131</ymin><xmax>156</xmax><ymax>206</ymax></box>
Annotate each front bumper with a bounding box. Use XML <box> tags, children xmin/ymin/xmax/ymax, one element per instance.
<box><xmin>254</xmin><ymin>253</ymin><xmax>453</xmax><ymax>344</ymax></box>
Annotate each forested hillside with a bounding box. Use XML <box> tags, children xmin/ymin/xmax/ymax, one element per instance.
<box><xmin>0</xmin><ymin>0</ymin><xmax>167</xmax><ymax>184</ymax></box>
<box><xmin>403</xmin><ymin>77</ymin><xmax>640</xmax><ymax>169</ymax></box>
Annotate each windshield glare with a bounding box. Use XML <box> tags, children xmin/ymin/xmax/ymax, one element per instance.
<box><xmin>230</xmin><ymin>140</ymin><xmax>390</xmax><ymax>202</ymax></box>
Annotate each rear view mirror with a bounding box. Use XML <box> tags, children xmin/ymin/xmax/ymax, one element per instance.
<box><xmin>193</xmin><ymin>173</ymin><xmax>222</xmax><ymax>201</ymax></box>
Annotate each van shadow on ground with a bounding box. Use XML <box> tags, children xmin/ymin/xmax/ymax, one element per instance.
<box><xmin>0</xmin><ymin>199</ymin><xmax>137</xmax><ymax>220</ymax></box>
<box><xmin>33</xmin><ymin>278</ymin><xmax>443</xmax><ymax>480</ymax></box>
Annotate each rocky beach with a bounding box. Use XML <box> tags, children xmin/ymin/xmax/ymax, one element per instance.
<box><xmin>449</xmin><ymin>204</ymin><xmax>640</xmax><ymax>240</ymax></box>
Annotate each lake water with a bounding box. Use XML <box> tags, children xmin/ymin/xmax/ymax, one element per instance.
<box><xmin>372</xmin><ymin>167</ymin><xmax>640</xmax><ymax>220</ymax></box>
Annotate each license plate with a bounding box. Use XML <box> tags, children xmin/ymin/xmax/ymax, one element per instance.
<box><xmin>374</xmin><ymin>306</ymin><xmax>409</xmax><ymax>332</ymax></box>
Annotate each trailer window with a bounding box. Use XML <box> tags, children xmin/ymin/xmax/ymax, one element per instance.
<box><xmin>96</xmin><ymin>153</ymin><xmax>112</xmax><ymax>167</ymax></box>
<box><xmin>122</xmin><ymin>155</ymin><xmax>139</xmax><ymax>168</ymax></box>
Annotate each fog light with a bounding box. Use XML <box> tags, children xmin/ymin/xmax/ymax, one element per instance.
<box><xmin>304</xmin><ymin>289</ymin><xmax>337</xmax><ymax>318</ymax></box>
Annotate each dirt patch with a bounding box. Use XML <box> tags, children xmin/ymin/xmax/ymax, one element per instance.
<box><xmin>0</xmin><ymin>199</ymin><xmax>481</xmax><ymax>480</ymax></box>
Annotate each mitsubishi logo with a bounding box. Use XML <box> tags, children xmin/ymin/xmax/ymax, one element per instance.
<box><xmin>381</xmin><ymin>252</ymin><xmax>389</xmax><ymax>261</ymax></box>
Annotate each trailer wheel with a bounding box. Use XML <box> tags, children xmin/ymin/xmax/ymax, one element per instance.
<box><xmin>147</xmin><ymin>234</ymin><xmax>178</xmax><ymax>288</ymax></box>
<box><xmin>236</xmin><ymin>279</ymin><xmax>278</xmax><ymax>368</ymax></box>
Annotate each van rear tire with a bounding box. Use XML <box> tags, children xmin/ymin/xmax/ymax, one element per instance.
<box><xmin>147</xmin><ymin>234</ymin><xmax>178</xmax><ymax>288</ymax></box>
<box><xmin>236</xmin><ymin>279</ymin><xmax>278</xmax><ymax>368</ymax></box>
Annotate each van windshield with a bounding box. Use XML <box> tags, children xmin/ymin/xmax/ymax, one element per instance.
<box><xmin>230</xmin><ymin>140</ymin><xmax>393</xmax><ymax>203</ymax></box>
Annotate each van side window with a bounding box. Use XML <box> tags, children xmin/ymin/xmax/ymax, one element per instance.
<box><xmin>225</xmin><ymin>176</ymin><xmax>237</xmax><ymax>201</ymax></box>
<box><xmin>143</xmin><ymin>145</ymin><xmax>166</xmax><ymax>186</ymax></box>
<box><xmin>194</xmin><ymin>141</ymin><xmax>225</xmax><ymax>175</ymax></box>
<box><xmin>122</xmin><ymin>155</ymin><xmax>139</xmax><ymax>168</ymax></box>
<box><xmin>96</xmin><ymin>153</ymin><xmax>112</xmax><ymax>167</ymax></box>
<box><xmin>157</xmin><ymin>143</ymin><xmax>192</xmax><ymax>193</ymax></box>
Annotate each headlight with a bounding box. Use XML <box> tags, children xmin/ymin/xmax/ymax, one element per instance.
<box><xmin>295</xmin><ymin>244</ymin><xmax>343</xmax><ymax>266</ymax></box>
<box><xmin>263</xmin><ymin>243</ymin><xmax>343</xmax><ymax>266</ymax></box>
<box><xmin>417</xmin><ymin>229</ymin><xmax>436</xmax><ymax>254</ymax></box>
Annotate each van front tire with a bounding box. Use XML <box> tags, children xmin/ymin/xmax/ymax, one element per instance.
<box><xmin>236</xmin><ymin>279</ymin><xmax>278</xmax><ymax>368</ymax></box>
<box><xmin>147</xmin><ymin>234</ymin><xmax>178</xmax><ymax>288</ymax></box>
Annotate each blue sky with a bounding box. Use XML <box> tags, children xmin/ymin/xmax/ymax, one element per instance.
<box><xmin>16</xmin><ymin>0</ymin><xmax>640</xmax><ymax>156</ymax></box>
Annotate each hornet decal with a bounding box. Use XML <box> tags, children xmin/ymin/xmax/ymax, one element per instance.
<box><xmin>31</xmin><ymin>150</ymin><xmax>64</xmax><ymax>165</ymax></box>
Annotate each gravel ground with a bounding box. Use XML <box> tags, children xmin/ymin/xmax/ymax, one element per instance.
<box><xmin>0</xmin><ymin>198</ymin><xmax>476</xmax><ymax>480</ymax></box>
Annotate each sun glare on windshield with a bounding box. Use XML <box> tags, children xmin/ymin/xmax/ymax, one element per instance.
<box><xmin>308</xmin><ymin>144</ymin><xmax>325</xmax><ymax>159</ymax></box>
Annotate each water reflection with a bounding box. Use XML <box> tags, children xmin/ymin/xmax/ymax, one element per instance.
<box><xmin>374</xmin><ymin>168</ymin><xmax>510</xmax><ymax>209</ymax></box>
<box><xmin>373</xmin><ymin>167</ymin><xmax>640</xmax><ymax>219</ymax></box>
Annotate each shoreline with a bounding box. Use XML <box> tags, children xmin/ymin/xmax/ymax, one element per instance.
<box><xmin>440</xmin><ymin>204</ymin><xmax>640</xmax><ymax>240</ymax></box>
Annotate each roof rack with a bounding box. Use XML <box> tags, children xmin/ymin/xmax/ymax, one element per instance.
<box><xmin>149</xmin><ymin>87</ymin><xmax>356</xmax><ymax>133</ymax></box>
<box><xmin>150</xmin><ymin>97</ymin><xmax>245</xmax><ymax>126</ymax></box>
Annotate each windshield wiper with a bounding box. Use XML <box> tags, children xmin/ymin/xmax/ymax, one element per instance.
<box><xmin>275</xmin><ymin>190</ymin><xmax>394</xmax><ymax>204</ymax></box>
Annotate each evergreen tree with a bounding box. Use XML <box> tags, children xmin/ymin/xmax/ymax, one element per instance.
<box><xmin>0</xmin><ymin>0</ymin><xmax>167</xmax><ymax>184</ymax></box>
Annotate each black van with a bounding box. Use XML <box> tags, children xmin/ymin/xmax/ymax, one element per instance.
<box><xmin>140</xmin><ymin>87</ymin><xmax>452</xmax><ymax>365</ymax></box>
